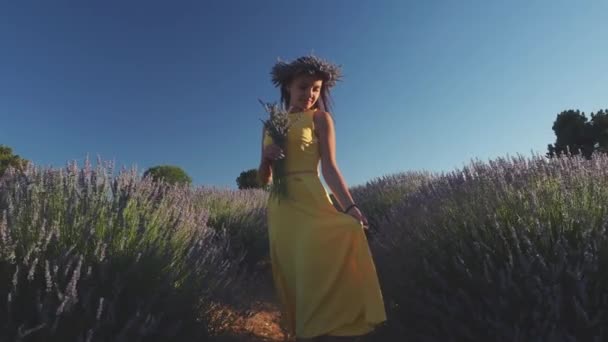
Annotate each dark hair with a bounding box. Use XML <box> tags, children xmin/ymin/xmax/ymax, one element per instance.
<box><xmin>280</xmin><ymin>72</ymin><xmax>335</xmax><ymax>115</ymax></box>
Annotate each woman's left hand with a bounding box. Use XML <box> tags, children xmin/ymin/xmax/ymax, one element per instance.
<box><xmin>346</xmin><ymin>207</ymin><xmax>369</xmax><ymax>230</ymax></box>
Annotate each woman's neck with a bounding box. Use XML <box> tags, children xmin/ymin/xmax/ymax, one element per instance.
<box><xmin>288</xmin><ymin>106</ymin><xmax>316</xmax><ymax>114</ymax></box>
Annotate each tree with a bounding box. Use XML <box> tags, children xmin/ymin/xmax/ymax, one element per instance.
<box><xmin>0</xmin><ymin>144</ymin><xmax>29</xmax><ymax>177</ymax></box>
<box><xmin>590</xmin><ymin>109</ymin><xmax>608</xmax><ymax>153</ymax></box>
<box><xmin>547</xmin><ymin>109</ymin><xmax>608</xmax><ymax>159</ymax></box>
<box><xmin>143</xmin><ymin>165</ymin><xmax>192</xmax><ymax>186</ymax></box>
<box><xmin>236</xmin><ymin>168</ymin><xmax>263</xmax><ymax>190</ymax></box>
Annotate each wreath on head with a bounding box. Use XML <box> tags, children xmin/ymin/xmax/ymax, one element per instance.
<box><xmin>270</xmin><ymin>54</ymin><xmax>343</xmax><ymax>89</ymax></box>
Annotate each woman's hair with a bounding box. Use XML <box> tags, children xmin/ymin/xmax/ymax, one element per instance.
<box><xmin>280</xmin><ymin>72</ymin><xmax>335</xmax><ymax>114</ymax></box>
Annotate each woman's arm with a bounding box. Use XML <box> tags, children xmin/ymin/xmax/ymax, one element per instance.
<box><xmin>315</xmin><ymin>111</ymin><xmax>356</xmax><ymax>211</ymax></box>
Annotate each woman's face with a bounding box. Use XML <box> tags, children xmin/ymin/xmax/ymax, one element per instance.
<box><xmin>286</xmin><ymin>74</ymin><xmax>323</xmax><ymax>112</ymax></box>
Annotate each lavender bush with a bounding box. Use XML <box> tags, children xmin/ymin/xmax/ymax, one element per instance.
<box><xmin>192</xmin><ymin>186</ymin><xmax>269</xmax><ymax>272</ymax></box>
<box><xmin>366</xmin><ymin>151</ymin><xmax>608</xmax><ymax>341</ymax></box>
<box><xmin>8</xmin><ymin>148</ymin><xmax>608</xmax><ymax>341</ymax></box>
<box><xmin>349</xmin><ymin>170</ymin><xmax>435</xmax><ymax>233</ymax></box>
<box><xmin>0</xmin><ymin>157</ymin><xmax>248</xmax><ymax>341</ymax></box>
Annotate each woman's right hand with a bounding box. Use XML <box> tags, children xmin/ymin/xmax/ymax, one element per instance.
<box><xmin>346</xmin><ymin>206</ymin><xmax>370</xmax><ymax>230</ymax></box>
<box><xmin>263</xmin><ymin>143</ymin><xmax>285</xmax><ymax>162</ymax></box>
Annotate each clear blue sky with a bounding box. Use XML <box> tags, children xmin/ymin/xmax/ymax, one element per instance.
<box><xmin>1</xmin><ymin>0</ymin><xmax>606</xmax><ymax>190</ymax></box>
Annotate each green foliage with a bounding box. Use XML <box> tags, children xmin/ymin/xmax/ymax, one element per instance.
<box><xmin>143</xmin><ymin>165</ymin><xmax>192</xmax><ymax>186</ymax></box>
<box><xmin>236</xmin><ymin>168</ymin><xmax>263</xmax><ymax>190</ymax></box>
<box><xmin>0</xmin><ymin>160</ymin><xmax>245</xmax><ymax>341</ymax></box>
<box><xmin>370</xmin><ymin>153</ymin><xmax>608</xmax><ymax>341</ymax></box>
<box><xmin>349</xmin><ymin>171</ymin><xmax>434</xmax><ymax>231</ymax></box>
<box><xmin>590</xmin><ymin>109</ymin><xmax>608</xmax><ymax>153</ymax></box>
<box><xmin>193</xmin><ymin>187</ymin><xmax>269</xmax><ymax>272</ymax></box>
<box><xmin>547</xmin><ymin>108</ymin><xmax>608</xmax><ymax>158</ymax></box>
<box><xmin>0</xmin><ymin>144</ymin><xmax>29</xmax><ymax>177</ymax></box>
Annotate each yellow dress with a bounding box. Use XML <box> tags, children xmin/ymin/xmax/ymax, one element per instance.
<box><xmin>263</xmin><ymin>108</ymin><xmax>387</xmax><ymax>338</ymax></box>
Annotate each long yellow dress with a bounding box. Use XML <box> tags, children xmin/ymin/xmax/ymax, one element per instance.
<box><xmin>263</xmin><ymin>108</ymin><xmax>387</xmax><ymax>339</ymax></box>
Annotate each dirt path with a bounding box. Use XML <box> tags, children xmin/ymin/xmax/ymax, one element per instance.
<box><xmin>211</xmin><ymin>302</ymin><xmax>288</xmax><ymax>341</ymax></box>
<box><xmin>210</xmin><ymin>262</ymin><xmax>292</xmax><ymax>341</ymax></box>
<box><xmin>208</xmin><ymin>261</ymin><xmax>389</xmax><ymax>341</ymax></box>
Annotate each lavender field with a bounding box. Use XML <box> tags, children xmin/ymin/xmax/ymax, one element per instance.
<box><xmin>2</xmin><ymin>151</ymin><xmax>608</xmax><ymax>341</ymax></box>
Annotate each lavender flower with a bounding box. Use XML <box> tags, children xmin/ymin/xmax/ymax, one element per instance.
<box><xmin>258</xmin><ymin>99</ymin><xmax>295</xmax><ymax>202</ymax></box>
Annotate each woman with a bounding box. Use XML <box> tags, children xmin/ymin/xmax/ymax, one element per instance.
<box><xmin>258</xmin><ymin>55</ymin><xmax>387</xmax><ymax>341</ymax></box>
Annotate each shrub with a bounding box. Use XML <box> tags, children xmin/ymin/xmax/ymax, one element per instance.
<box><xmin>370</xmin><ymin>152</ymin><xmax>608</xmax><ymax>341</ymax></box>
<box><xmin>193</xmin><ymin>187</ymin><xmax>269</xmax><ymax>273</ymax></box>
<box><xmin>349</xmin><ymin>170</ymin><xmax>435</xmax><ymax>233</ymax></box>
<box><xmin>0</xmin><ymin>157</ymin><xmax>246</xmax><ymax>341</ymax></box>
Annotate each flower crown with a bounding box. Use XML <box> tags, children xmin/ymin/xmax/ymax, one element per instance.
<box><xmin>270</xmin><ymin>54</ymin><xmax>343</xmax><ymax>89</ymax></box>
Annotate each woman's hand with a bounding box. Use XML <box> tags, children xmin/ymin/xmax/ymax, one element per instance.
<box><xmin>346</xmin><ymin>206</ymin><xmax>369</xmax><ymax>230</ymax></box>
<box><xmin>263</xmin><ymin>143</ymin><xmax>285</xmax><ymax>162</ymax></box>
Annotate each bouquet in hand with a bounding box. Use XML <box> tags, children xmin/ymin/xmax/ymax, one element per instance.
<box><xmin>258</xmin><ymin>99</ymin><xmax>294</xmax><ymax>203</ymax></box>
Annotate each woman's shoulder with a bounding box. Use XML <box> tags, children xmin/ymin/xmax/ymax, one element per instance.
<box><xmin>312</xmin><ymin>109</ymin><xmax>335</xmax><ymax>127</ymax></box>
<box><xmin>312</xmin><ymin>109</ymin><xmax>334</xmax><ymax>139</ymax></box>
<box><xmin>312</xmin><ymin>109</ymin><xmax>333</xmax><ymax>125</ymax></box>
